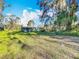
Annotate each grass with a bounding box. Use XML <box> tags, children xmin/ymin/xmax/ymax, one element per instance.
<box><xmin>54</xmin><ymin>31</ymin><xmax>79</xmax><ymax>36</ymax></box>
<box><xmin>36</xmin><ymin>31</ymin><xmax>79</xmax><ymax>37</ymax></box>
<box><xmin>0</xmin><ymin>30</ymin><xmax>79</xmax><ymax>59</ymax></box>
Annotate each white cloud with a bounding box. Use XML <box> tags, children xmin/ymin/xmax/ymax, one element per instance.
<box><xmin>27</xmin><ymin>7</ymin><xmax>33</xmax><ymax>10</ymax></box>
<box><xmin>20</xmin><ymin>9</ymin><xmax>41</xmax><ymax>27</ymax></box>
<box><xmin>6</xmin><ymin>13</ymin><xmax>13</xmax><ymax>16</ymax></box>
<box><xmin>35</xmin><ymin>9</ymin><xmax>43</xmax><ymax>16</ymax></box>
<box><xmin>21</xmin><ymin>9</ymin><xmax>57</xmax><ymax>27</ymax></box>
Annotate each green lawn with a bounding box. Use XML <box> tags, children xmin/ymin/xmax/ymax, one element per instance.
<box><xmin>0</xmin><ymin>30</ymin><xmax>79</xmax><ymax>59</ymax></box>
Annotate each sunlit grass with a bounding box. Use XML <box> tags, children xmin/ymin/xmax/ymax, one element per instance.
<box><xmin>0</xmin><ymin>30</ymin><xmax>79</xmax><ymax>59</ymax></box>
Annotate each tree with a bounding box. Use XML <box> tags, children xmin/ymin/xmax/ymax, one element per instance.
<box><xmin>66</xmin><ymin>0</ymin><xmax>78</xmax><ymax>30</ymax></box>
<box><xmin>27</xmin><ymin>20</ymin><xmax>34</xmax><ymax>27</ymax></box>
<box><xmin>0</xmin><ymin>0</ymin><xmax>4</xmax><ymax>21</ymax></box>
<box><xmin>38</xmin><ymin>0</ymin><xmax>78</xmax><ymax>31</ymax></box>
<box><xmin>5</xmin><ymin>15</ymin><xmax>20</xmax><ymax>30</ymax></box>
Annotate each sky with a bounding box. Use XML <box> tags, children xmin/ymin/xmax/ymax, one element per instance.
<box><xmin>4</xmin><ymin>0</ymin><xmax>39</xmax><ymax>16</ymax></box>
<box><xmin>4</xmin><ymin>0</ymin><xmax>79</xmax><ymax>16</ymax></box>
<box><xmin>3</xmin><ymin>0</ymin><xmax>41</xmax><ymax>27</ymax></box>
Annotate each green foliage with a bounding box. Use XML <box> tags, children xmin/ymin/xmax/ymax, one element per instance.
<box><xmin>38</xmin><ymin>0</ymin><xmax>78</xmax><ymax>32</ymax></box>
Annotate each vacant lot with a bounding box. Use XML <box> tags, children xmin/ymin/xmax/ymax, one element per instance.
<box><xmin>0</xmin><ymin>30</ymin><xmax>79</xmax><ymax>59</ymax></box>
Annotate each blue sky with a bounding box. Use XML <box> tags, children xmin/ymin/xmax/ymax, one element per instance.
<box><xmin>4</xmin><ymin>0</ymin><xmax>79</xmax><ymax>16</ymax></box>
<box><xmin>4</xmin><ymin>0</ymin><xmax>39</xmax><ymax>16</ymax></box>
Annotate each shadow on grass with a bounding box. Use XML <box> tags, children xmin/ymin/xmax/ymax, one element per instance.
<box><xmin>74</xmin><ymin>57</ymin><xmax>79</xmax><ymax>59</ymax></box>
<box><xmin>7</xmin><ymin>30</ymin><xmax>79</xmax><ymax>37</ymax></box>
<box><xmin>7</xmin><ymin>31</ymin><xmax>79</xmax><ymax>44</ymax></box>
<box><xmin>7</xmin><ymin>31</ymin><xmax>56</xmax><ymax>36</ymax></box>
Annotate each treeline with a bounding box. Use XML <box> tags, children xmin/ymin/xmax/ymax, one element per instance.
<box><xmin>37</xmin><ymin>0</ymin><xmax>79</xmax><ymax>32</ymax></box>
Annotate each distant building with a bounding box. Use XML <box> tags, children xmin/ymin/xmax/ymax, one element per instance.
<box><xmin>21</xmin><ymin>25</ymin><xmax>37</xmax><ymax>32</ymax></box>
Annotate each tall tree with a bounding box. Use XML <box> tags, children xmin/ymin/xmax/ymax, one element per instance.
<box><xmin>0</xmin><ymin>0</ymin><xmax>10</xmax><ymax>21</ymax></box>
<box><xmin>38</xmin><ymin>0</ymin><xmax>78</xmax><ymax>31</ymax></box>
<box><xmin>65</xmin><ymin>0</ymin><xmax>78</xmax><ymax>30</ymax></box>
